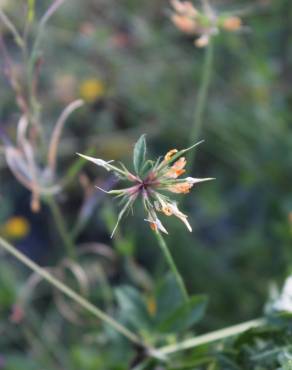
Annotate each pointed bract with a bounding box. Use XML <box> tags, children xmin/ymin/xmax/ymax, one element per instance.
<box><xmin>77</xmin><ymin>153</ymin><xmax>114</xmax><ymax>171</ymax></box>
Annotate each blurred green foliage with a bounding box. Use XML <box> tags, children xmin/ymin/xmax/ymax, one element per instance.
<box><xmin>0</xmin><ymin>0</ymin><xmax>292</xmax><ymax>368</ymax></box>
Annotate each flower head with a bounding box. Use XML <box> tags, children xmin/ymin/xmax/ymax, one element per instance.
<box><xmin>78</xmin><ymin>136</ymin><xmax>213</xmax><ymax>237</ymax></box>
<box><xmin>170</xmin><ymin>0</ymin><xmax>243</xmax><ymax>47</ymax></box>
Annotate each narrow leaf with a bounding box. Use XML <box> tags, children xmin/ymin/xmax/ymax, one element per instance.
<box><xmin>133</xmin><ymin>134</ymin><xmax>147</xmax><ymax>175</ymax></box>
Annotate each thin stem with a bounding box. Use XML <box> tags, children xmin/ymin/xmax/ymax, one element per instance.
<box><xmin>188</xmin><ymin>42</ymin><xmax>214</xmax><ymax>170</ymax></box>
<box><xmin>0</xmin><ymin>236</ymin><xmax>143</xmax><ymax>347</ymax></box>
<box><xmin>158</xmin><ymin>318</ymin><xmax>266</xmax><ymax>355</ymax></box>
<box><xmin>45</xmin><ymin>196</ymin><xmax>76</xmax><ymax>260</ymax></box>
<box><xmin>0</xmin><ymin>9</ymin><xmax>24</xmax><ymax>48</ymax></box>
<box><xmin>154</xmin><ymin>230</ymin><xmax>188</xmax><ymax>302</ymax></box>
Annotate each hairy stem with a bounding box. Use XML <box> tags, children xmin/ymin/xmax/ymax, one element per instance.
<box><xmin>0</xmin><ymin>236</ymin><xmax>143</xmax><ymax>347</ymax></box>
<box><xmin>45</xmin><ymin>196</ymin><xmax>76</xmax><ymax>260</ymax></box>
<box><xmin>188</xmin><ymin>42</ymin><xmax>214</xmax><ymax>170</ymax></box>
<box><xmin>154</xmin><ymin>230</ymin><xmax>188</xmax><ymax>302</ymax></box>
<box><xmin>158</xmin><ymin>317</ymin><xmax>266</xmax><ymax>355</ymax></box>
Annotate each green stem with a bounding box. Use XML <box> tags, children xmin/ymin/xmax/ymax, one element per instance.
<box><xmin>0</xmin><ymin>236</ymin><xmax>143</xmax><ymax>347</ymax></box>
<box><xmin>45</xmin><ymin>196</ymin><xmax>76</xmax><ymax>260</ymax></box>
<box><xmin>0</xmin><ymin>9</ymin><xmax>24</xmax><ymax>48</ymax></box>
<box><xmin>158</xmin><ymin>317</ymin><xmax>266</xmax><ymax>355</ymax></box>
<box><xmin>188</xmin><ymin>42</ymin><xmax>214</xmax><ymax>170</ymax></box>
<box><xmin>154</xmin><ymin>231</ymin><xmax>188</xmax><ymax>303</ymax></box>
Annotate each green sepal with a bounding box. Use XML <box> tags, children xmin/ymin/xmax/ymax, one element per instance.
<box><xmin>133</xmin><ymin>134</ymin><xmax>147</xmax><ymax>175</ymax></box>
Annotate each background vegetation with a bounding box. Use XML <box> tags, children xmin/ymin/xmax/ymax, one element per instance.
<box><xmin>0</xmin><ymin>0</ymin><xmax>291</xmax><ymax>369</ymax></box>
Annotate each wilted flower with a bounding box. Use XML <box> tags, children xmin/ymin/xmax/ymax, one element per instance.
<box><xmin>4</xmin><ymin>100</ymin><xmax>84</xmax><ymax>212</ymax></box>
<box><xmin>78</xmin><ymin>135</ymin><xmax>213</xmax><ymax>237</ymax></box>
<box><xmin>170</xmin><ymin>0</ymin><xmax>243</xmax><ymax>47</ymax></box>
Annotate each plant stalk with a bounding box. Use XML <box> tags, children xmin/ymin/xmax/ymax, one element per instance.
<box><xmin>45</xmin><ymin>196</ymin><xmax>76</xmax><ymax>260</ymax></box>
<box><xmin>158</xmin><ymin>317</ymin><xmax>266</xmax><ymax>355</ymax></box>
<box><xmin>154</xmin><ymin>230</ymin><xmax>188</xmax><ymax>302</ymax></box>
<box><xmin>188</xmin><ymin>42</ymin><xmax>214</xmax><ymax>170</ymax></box>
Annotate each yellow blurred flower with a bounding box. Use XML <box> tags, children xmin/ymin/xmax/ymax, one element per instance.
<box><xmin>79</xmin><ymin>79</ymin><xmax>106</xmax><ymax>103</ymax></box>
<box><xmin>1</xmin><ymin>216</ymin><xmax>30</xmax><ymax>240</ymax></box>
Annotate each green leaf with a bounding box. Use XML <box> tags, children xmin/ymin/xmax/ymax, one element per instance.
<box><xmin>158</xmin><ymin>295</ymin><xmax>208</xmax><ymax>333</ymax></box>
<box><xmin>141</xmin><ymin>160</ymin><xmax>154</xmax><ymax>177</ymax></box>
<box><xmin>154</xmin><ymin>274</ymin><xmax>185</xmax><ymax>323</ymax></box>
<box><xmin>115</xmin><ymin>286</ymin><xmax>152</xmax><ymax>331</ymax></box>
<box><xmin>133</xmin><ymin>134</ymin><xmax>147</xmax><ymax>175</ymax></box>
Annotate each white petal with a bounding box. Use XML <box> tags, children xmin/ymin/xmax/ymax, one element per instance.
<box><xmin>185</xmin><ymin>177</ymin><xmax>215</xmax><ymax>184</ymax></box>
<box><xmin>144</xmin><ymin>218</ymin><xmax>168</xmax><ymax>235</ymax></box>
<box><xmin>156</xmin><ymin>218</ymin><xmax>169</xmax><ymax>234</ymax></box>
<box><xmin>180</xmin><ymin>216</ymin><xmax>192</xmax><ymax>232</ymax></box>
<box><xmin>170</xmin><ymin>203</ymin><xmax>192</xmax><ymax>232</ymax></box>
<box><xmin>77</xmin><ymin>153</ymin><xmax>113</xmax><ymax>171</ymax></box>
<box><xmin>272</xmin><ymin>276</ymin><xmax>292</xmax><ymax>313</ymax></box>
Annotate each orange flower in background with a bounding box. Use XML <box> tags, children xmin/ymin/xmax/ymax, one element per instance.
<box><xmin>222</xmin><ymin>16</ymin><xmax>242</xmax><ymax>32</ymax></box>
<box><xmin>171</xmin><ymin>14</ymin><xmax>198</xmax><ymax>34</ymax></box>
<box><xmin>170</xmin><ymin>0</ymin><xmax>243</xmax><ymax>48</ymax></box>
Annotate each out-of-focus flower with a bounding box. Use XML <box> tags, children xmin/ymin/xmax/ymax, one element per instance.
<box><xmin>78</xmin><ymin>135</ymin><xmax>213</xmax><ymax>236</ymax></box>
<box><xmin>1</xmin><ymin>216</ymin><xmax>30</xmax><ymax>240</ymax></box>
<box><xmin>170</xmin><ymin>0</ymin><xmax>243</xmax><ymax>47</ymax></box>
<box><xmin>272</xmin><ymin>276</ymin><xmax>292</xmax><ymax>313</ymax></box>
<box><xmin>222</xmin><ymin>16</ymin><xmax>242</xmax><ymax>32</ymax></box>
<box><xmin>79</xmin><ymin>79</ymin><xmax>106</xmax><ymax>103</ymax></box>
<box><xmin>5</xmin><ymin>100</ymin><xmax>84</xmax><ymax>212</ymax></box>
